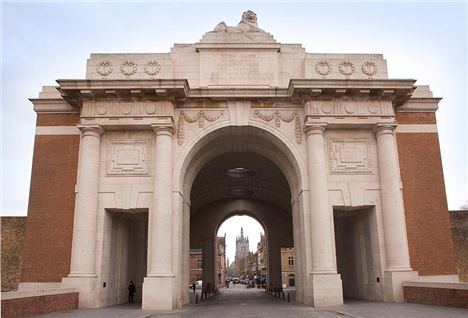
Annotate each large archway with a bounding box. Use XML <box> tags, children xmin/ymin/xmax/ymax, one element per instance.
<box><xmin>177</xmin><ymin>125</ymin><xmax>305</xmax><ymax>306</ymax></box>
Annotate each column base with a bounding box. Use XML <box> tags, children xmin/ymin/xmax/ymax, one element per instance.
<box><xmin>383</xmin><ymin>270</ymin><xmax>418</xmax><ymax>302</ymax></box>
<box><xmin>142</xmin><ymin>275</ymin><xmax>176</xmax><ymax>310</ymax></box>
<box><xmin>305</xmin><ymin>273</ymin><xmax>343</xmax><ymax>307</ymax></box>
<box><xmin>62</xmin><ymin>275</ymin><xmax>98</xmax><ymax>308</ymax></box>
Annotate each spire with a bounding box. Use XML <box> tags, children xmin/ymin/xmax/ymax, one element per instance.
<box><xmin>240</xmin><ymin>227</ymin><xmax>244</xmax><ymax>238</ymax></box>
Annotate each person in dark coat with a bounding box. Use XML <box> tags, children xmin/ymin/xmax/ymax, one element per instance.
<box><xmin>128</xmin><ymin>281</ymin><xmax>136</xmax><ymax>303</ymax></box>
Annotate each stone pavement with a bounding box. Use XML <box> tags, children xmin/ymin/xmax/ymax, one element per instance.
<box><xmin>36</xmin><ymin>284</ymin><xmax>468</xmax><ymax>318</ymax></box>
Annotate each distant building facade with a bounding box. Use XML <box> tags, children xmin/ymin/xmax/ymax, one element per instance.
<box><xmin>216</xmin><ymin>236</ymin><xmax>227</xmax><ymax>284</ymax></box>
<box><xmin>189</xmin><ymin>249</ymin><xmax>202</xmax><ymax>284</ymax></box>
<box><xmin>281</xmin><ymin>248</ymin><xmax>295</xmax><ymax>287</ymax></box>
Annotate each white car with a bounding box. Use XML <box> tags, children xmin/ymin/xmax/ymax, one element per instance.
<box><xmin>189</xmin><ymin>280</ymin><xmax>203</xmax><ymax>289</ymax></box>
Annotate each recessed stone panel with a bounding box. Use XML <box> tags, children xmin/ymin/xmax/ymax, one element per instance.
<box><xmin>329</xmin><ymin>138</ymin><xmax>372</xmax><ymax>175</ymax></box>
<box><xmin>107</xmin><ymin>140</ymin><xmax>150</xmax><ymax>176</ymax></box>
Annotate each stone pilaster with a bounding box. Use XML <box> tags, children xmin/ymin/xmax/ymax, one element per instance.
<box><xmin>374</xmin><ymin>124</ymin><xmax>417</xmax><ymax>301</ymax></box>
<box><xmin>142</xmin><ymin>124</ymin><xmax>176</xmax><ymax>310</ymax></box>
<box><xmin>304</xmin><ymin>123</ymin><xmax>343</xmax><ymax>307</ymax></box>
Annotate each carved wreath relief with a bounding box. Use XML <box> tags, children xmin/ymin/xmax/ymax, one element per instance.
<box><xmin>315</xmin><ymin>61</ymin><xmax>332</xmax><ymax>77</ymax></box>
<box><xmin>120</xmin><ymin>61</ymin><xmax>137</xmax><ymax>76</ymax></box>
<box><xmin>338</xmin><ymin>61</ymin><xmax>355</xmax><ymax>77</ymax></box>
<box><xmin>145</xmin><ymin>61</ymin><xmax>161</xmax><ymax>76</ymax></box>
<box><xmin>177</xmin><ymin>110</ymin><xmax>225</xmax><ymax>145</ymax></box>
<box><xmin>107</xmin><ymin>140</ymin><xmax>150</xmax><ymax>176</ymax></box>
<box><xmin>329</xmin><ymin>138</ymin><xmax>372</xmax><ymax>174</ymax></box>
<box><xmin>361</xmin><ymin>61</ymin><xmax>378</xmax><ymax>78</ymax></box>
<box><xmin>313</xmin><ymin>60</ymin><xmax>379</xmax><ymax>78</ymax></box>
<box><xmin>96</xmin><ymin>61</ymin><xmax>113</xmax><ymax>77</ymax></box>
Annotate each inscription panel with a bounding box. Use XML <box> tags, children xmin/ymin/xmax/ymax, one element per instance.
<box><xmin>107</xmin><ymin>140</ymin><xmax>150</xmax><ymax>176</ymax></box>
<box><xmin>199</xmin><ymin>50</ymin><xmax>278</xmax><ymax>86</ymax></box>
<box><xmin>329</xmin><ymin>138</ymin><xmax>372</xmax><ymax>175</ymax></box>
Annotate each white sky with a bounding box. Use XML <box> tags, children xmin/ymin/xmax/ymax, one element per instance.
<box><xmin>217</xmin><ymin>215</ymin><xmax>265</xmax><ymax>265</ymax></box>
<box><xmin>1</xmin><ymin>1</ymin><xmax>467</xmax><ymax>231</ymax></box>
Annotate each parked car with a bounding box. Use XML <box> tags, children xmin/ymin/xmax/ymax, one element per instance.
<box><xmin>189</xmin><ymin>280</ymin><xmax>203</xmax><ymax>289</ymax></box>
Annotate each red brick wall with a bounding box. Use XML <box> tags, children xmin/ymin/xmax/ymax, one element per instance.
<box><xmin>395</xmin><ymin>112</ymin><xmax>436</xmax><ymax>124</ymax></box>
<box><xmin>21</xmin><ymin>119</ymin><xmax>80</xmax><ymax>281</ymax></box>
<box><xmin>396</xmin><ymin>114</ymin><xmax>457</xmax><ymax>275</ymax></box>
<box><xmin>1</xmin><ymin>217</ymin><xmax>27</xmax><ymax>291</ymax></box>
<box><xmin>1</xmin><ymin>292</ymin><xmax>79</xmax><ymax>318</ymax></box>
<box><xmin>36</xmin><ymin>113</ymin><xmax>81</xmax><ymax>126</ymax></box>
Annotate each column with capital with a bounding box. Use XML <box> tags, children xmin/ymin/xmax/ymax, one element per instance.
<box><xmin>374</xmin><ymin>124</ymin><xmax>417</xmax><ymax>302</ymax></box>
<box><xmin>62</xmin><ymin>125</ymin><xmax>103</xmax><ymax>308</ymax></box>
<box><xmin>142</xmin><ymin>124</ymin><xmax>176</xmax><ymax>310</ymax></box>
<box><xmin>304</xmin><ymin>123</ymin><xmax>343</xmax><ymax>307</ymax></box>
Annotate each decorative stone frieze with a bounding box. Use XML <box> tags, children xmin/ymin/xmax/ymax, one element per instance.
<box><xmin>253</xmin><ymin>110</ymin><xmax>302</xmax><ymax>144</ymax></box>
<box><xmin>106</xmin><ymin>140</ymin><xmax>151</xmax><ymax>176</ymax></box>
<box><xmin>176</xmin><ymin>110</ymin><xmax>226</xmax><ymax>145</ymax></box>
<box><xmin>328</xmin><ymin>138</ymin><xmax>372</xmax><ymax>175</ymax></box>
<box><xmin>82</xmin><ymin>101</ymin><xmax>174</xmax><ymax>118</ymax></box>
<box><xmin>305</xmin><ymin>100</ymin><xmax>393</xmax><ymax>117</ymax></box>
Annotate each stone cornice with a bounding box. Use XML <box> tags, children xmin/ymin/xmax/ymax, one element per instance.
<box><xmin>396</xmin><ymin>97</ymin><xmax>441</xmax><ymax>112</ymax></box>
<box><xmin>56</xmin><ymin>78</ymin><xmax>418</xmax><ymax>107</ymax></box>
<box><xmin>288</xmin><ymin>79</ymin><xmax>416</xmax><ymax>106</ymax></box>
<box><xmin>29</xmin><ymin>98</ymin><xmax>77</xmax><ymax>113</ymax></box>
<box><xmin>56</xmin><ymin>79</ymin><xmax>190</xmax><ymax>107</ymax></box>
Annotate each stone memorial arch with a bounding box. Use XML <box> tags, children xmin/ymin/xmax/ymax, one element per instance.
<box><xmin>20</xmin><ymin>11</ymin><xmax>458</xmax><ymax>311</ymax></box>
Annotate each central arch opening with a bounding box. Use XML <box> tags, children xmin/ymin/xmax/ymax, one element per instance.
<box><xmin>217</xmin><ymin>215</ymin><xmax>265</xmax><ymax>288</ymax></box>
<box><xmin>182</xmin><ymin>126</ymin><xmax>301</xmax><ymax>304</ymax></box>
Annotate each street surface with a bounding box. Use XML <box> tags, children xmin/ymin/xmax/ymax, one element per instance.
<box><xmin>36</xmin><ymin>283</ymin><xmax>468</xmax><ymax>318</ymax></box>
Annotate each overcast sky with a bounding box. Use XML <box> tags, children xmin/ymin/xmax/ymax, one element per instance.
<box><xmin>2</xmin><ymin>2</ymin><xmax>467</xmax><ymax>256</ymax></box>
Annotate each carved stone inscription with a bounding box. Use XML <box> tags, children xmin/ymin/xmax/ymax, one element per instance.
<box><xmin>107</xmin><ymin>140</ymin><xmax>150</xmax><ymax>176</ymax></box>
<box><xmin>200</xmin><ymin>51</ymin><xmax>277</xmax><ymax>86</ymax></box>
<box><xmin>329</xmin><ymin>138</ymin><xmax>372</xmax><ymax>175</ymax></box>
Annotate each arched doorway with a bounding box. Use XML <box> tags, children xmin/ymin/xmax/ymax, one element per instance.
<box><xmin>175</xmin><ymin>125</ymin><xmax>305</xmax><ymax>306</ymax></box>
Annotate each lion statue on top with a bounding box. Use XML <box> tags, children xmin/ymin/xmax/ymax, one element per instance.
<box><xmin>213</xmin><ymin>10</ymin><xmax>265</xmax><ymax>33</ymax></box>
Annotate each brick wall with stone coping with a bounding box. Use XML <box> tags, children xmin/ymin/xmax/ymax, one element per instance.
<box><xmin>1</xmin><ymin>288</ymin><xmax>79</xmax><ymax>318</ymax></box>
<box><xmin>403</xmin><ymin>281</ymin><xmax>468</xmax><ymax>308</ymax></box>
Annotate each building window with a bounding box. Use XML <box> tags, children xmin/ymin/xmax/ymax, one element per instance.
<box><xmin>288</xmin><ymin>256</ymin><xmax>294</xmax><ymax>266</ymax></box>
<box><xmin>198</xmin><ymin>260</ymin><xmax>203</xmax><ymax>269</ymax></box>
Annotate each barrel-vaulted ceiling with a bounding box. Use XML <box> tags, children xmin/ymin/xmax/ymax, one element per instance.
<box><xmin>190</xmin><ymin>152</ymin><xmax>291</xmax><ymax>214</ymax></box>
